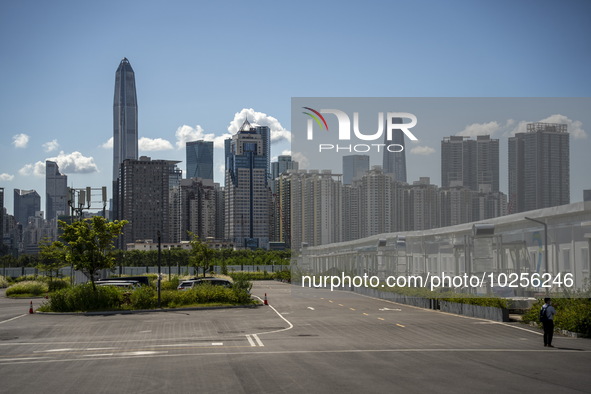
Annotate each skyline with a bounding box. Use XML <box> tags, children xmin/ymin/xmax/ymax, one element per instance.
<box><xmin>2</xmin><ymin>1</ymin><xmax>591</xmax><ymax>216</ymax></box>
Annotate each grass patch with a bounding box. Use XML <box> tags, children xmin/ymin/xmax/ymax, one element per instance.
<box><xmin>6</xmin><ymin>281</ymin><xmax>48</xmax><ymax>297</ymax></box>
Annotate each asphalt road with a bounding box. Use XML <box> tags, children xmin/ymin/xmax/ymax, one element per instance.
<box><xmin>1</xmin><ymin>282</ymin><xmax>590</xmax><ymax>393</ymax></box>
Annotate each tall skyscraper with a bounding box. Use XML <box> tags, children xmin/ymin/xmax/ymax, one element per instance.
<box><xmin>343</xmin><ymin>155</ymin><xmax>369</xmax><ymax>185</ymax></box>
<box><xmin>113</xmin><ymin>57</ymin><xmax>138</xmax><ymax>182</ymax></box>
<box><xmin>225</xmin><ymin>120</ymin><xmax>270</xmax><ymax>249</ymax></box>
<box><xmin>508</xmin><ymin>123</ymin><xmax>569</xmax><ymax>213</ymax></box>
<box><xmin>116</xmin><ymin>157</ymin><xmax>182</xmax><ymax>247</ymax></box>
<box><xmin>186</xmin><ymin>140</ymin><xmax>214</xmax><ymax>180</ymax></box>
<box><xmin>441</xmin><ymin>135</ymin><xmax>499</xmax><ymax>193</ymax></box>
<box><xmin>0</xmin><ymin>187</ymin><xmax>4</xmax><ymax>246</ymax></box>
<box><xmin>383</xmin><ymin>116</ymin><xmax>407</xmax><ymax>183</ymax></box>
<box><xmin>45</xmin><ymin>160</ymin><xmax>68</xmax><ymax>220</ymax></box>
<box><xmin>14</xmin><ymin>189</ymin><xmax>41</xmax><ymax>225</ymax></box>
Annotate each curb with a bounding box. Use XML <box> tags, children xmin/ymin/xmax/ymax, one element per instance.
<box><xmin>35</xmin><ymin>302</ymin><xmax>263</xmax><ymax>316</ymax></box>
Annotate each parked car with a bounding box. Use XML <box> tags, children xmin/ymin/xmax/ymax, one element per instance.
<box><xmin>177</xmin><ymin>277</ymin><xmax>233</xmax><ymax>290</ymax></box>
<box><xmin>96</xmin><ymin>281</ymin><xmax>140</xmax><ymax>290</ymax></box>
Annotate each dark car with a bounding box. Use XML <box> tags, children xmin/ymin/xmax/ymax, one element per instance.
<box><xmin>177</xmin><ymin>277</ymin><xmax>232</xmax><ymax>290</ymax></box>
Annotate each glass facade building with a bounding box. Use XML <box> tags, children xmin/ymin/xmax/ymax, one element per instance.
<box><xmin>113</xmin><ymin>57</ymin><xmax>138</xmax><ymax>181</ymax></box>
<box><xmin>186</xmin><ymin>140</ymin><xmax>214</xmax><ymax>180</ymax></box>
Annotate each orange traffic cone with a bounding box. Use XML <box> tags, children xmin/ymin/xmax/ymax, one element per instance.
<box><xmin>29</xmin><ymin>301</ymin><xmax>34</xmax><ymax>314</ymax></box>
<box><xmin>263</xmin><ymin>293</ymin><xmax>268</xmax><ymax>305</ymax></box>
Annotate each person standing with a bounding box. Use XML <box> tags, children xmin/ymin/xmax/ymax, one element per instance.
<box><xmin>541</xmin><ymin>297</ymin><xmax>557</xmax><ymax>347</ymax></box>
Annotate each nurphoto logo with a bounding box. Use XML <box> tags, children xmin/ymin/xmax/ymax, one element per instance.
<box><xmin>302</xmin><ymin>107</ymin><xmax>418</xmax><ymax>152</ymax></box>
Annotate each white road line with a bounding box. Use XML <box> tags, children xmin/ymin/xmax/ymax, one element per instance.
<box><xmin>82</xmin><ymin>353</ymin><xmax>114</xmax><ymax>357</ymax></box>
<box><xmin>34</xmin><ymin>348</ymin><xmax>75</xmax><ymax>353</ymax></box>
<box><xmin>0</xmin><ymin>314</ymin><xmax>27</xmax><ymax>325</ymax></box>
<box><xmin>211</xmin><ymin>342</ymin><xmax>224</xmax><ymax>346</ymax></box>
<box><xmin>252</xmin><ymin>295</ymin><xmax>294</xmax><ymax>336</ymax></box>
<box><xmin>246</xmin><ymin>335</ymin><xmax>256</xmax><ymax>347</ymax></box>
<box><xmin>0</xmin><ymin>357</ymin><xmax>50</xmax><ymax>362</ymax></box>
<box><xmin>252</xmin><ymin>334</ymin><xmax>264</xmax><ymax>347</ymax></box>
<box><xmin>307</xmin><ymin>307</ymin><xmax>315</xmax><ymax>310</ymax></box>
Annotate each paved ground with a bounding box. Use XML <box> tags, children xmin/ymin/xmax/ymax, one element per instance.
<box><xmin>1</xmin><ymin>282</ymin><xmax>590</xmax><ymax>393</ymax></box>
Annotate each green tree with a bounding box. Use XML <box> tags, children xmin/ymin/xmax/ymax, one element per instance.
<box><xmin>59</xmin><ymin>217</ymin><xmax>127</xmax><ymax>290</ymax></box>
<box><xmin>37</xmin><ymin>239</ymin><xmax>67</xmax><ymax>281</ymax></box>
<box><xmin>188</xmin><ymin>232</ymin><xmax>214</xmax><ymax>277</ymax></box>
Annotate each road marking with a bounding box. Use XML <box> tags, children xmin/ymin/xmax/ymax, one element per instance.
<box><xmin>0</xmin><ymin>314</ymin><xmax>27</xmax><ymax>325</ymax></box>
<box><xmin>307</xmin><ymin>307</ymin><xmax>315</xmax><ymax>310</ymax></box>
<box><xmin>378</xmin><ymin>318</ymin><xmax>385</xmax><ymax>321</ymax></box>
<box><xmin>328</xmin><ymin>300</ymin><xmax>333</xmax><ymax>303</ymax></box>
<box><xmin>246</xmin><ymin>335</ymin><xmax>256</xmax><ymax>347</ymax></box>
<box><xmin>86</xmin><ymin>347</ymin><xmax>117</xmax><ymax>351</ymax></box>
<box><xmin>34</xmin><ymin>348</ymin><xmax>74</xmax><ymax>353</ymax></box>
<box><xmin>211</xmin><ymin>343</ymin><xmax>224</xmax><ymax>346</ymax></box>
<box><xmin>350</xmin><ymin>308</ymin><xmax>356</xmax><ymax>311</ymax></box>
<box><xmin>119</xmin><ymin>351</ymin><xmax>168</xmax><ymax>356</ymax></box>
<box><xmin>3</xmin><ymin>348</ymin><xmax>589</xmax><ymax>365</ymax></box>
<box><xmin>396</xmin><ymin>324</ymin><xmax>405</xmax><ymax>328</ymax></box>
<box><xmin>139</xmin><ymin>330</ymin><xmax>152</xmax><ymax>333</ymax></box>
<box><xmin>82</xmin><ymin>353</ymin><xmax>114</xmax><ymax>357</ymax></box>
<box><xmin>379</xmin><ymin>308</ymin><xmax>402</xmax><ymax>311</ymax></box>
<box><xmin>0</xmin><ymin>357</ymin><xmax>50</xmax><ymax>362</ymax></box>
<box><xmin>251</xmin><ymin>295</ymin><xmax>294</xmax><ymax>336</ymax></box>
<box><xmin>338</xmin><ymin>304</ymin><xmax>344</xmax><ymax>307</ymax></box>
<box><xmin>252</xmin><ymin>334</ymin><xmax>264</xmax><ymax>347</ymax></box>
<box><xmin>363</xmin><ymin>313</ymin><xmax>369</xmax><ymax>316</ymax></box>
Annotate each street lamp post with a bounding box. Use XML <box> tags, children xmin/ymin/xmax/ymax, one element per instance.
<box><xmin>157</xmin><ymin>231</ymin><xmax>161</xmax><ymax>308</ymax></box>
<box><xmin>525</xmin><ymin>216</ymin><xmax>549</xmax><ymax>295</ymax></box>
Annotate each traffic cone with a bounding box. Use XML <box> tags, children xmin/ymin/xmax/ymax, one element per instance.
<box><xmin>29</xmin><ymin>301</ymin><xmax>34</xmax><ymax>314</ymax></box>
<box><xmin>263</xmin><ymin>293</ymin><xmax>268</xmax><ymax>305</ymax></box>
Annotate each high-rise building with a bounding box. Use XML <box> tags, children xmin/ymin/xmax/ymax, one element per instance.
<box><xmin>45</xmin><ymin>160</ymin><xmax>68</xmax><ymax>220</ymax></box>
<box><xmin>441</xmin><ymin>135</ymin><xmax>499</xmax><ymax>192</ymax></box>
<box><xmin>14</xmin><ymin>189</ymin><xmax>41</xmax><ymax>225</ymax></box>
<box><xmin>271</xmin><ymin>155</ymin><xmax>298</xmax><ymax>181</ymax></box>
<box><xmin>508</xmin><ymin>123</ymin><xmax>569</xmax><ymax>213</ymax></box>
<box><xmin>178</xmin><ymin>178</ymin><xmax>218</xmax><ymax>241</ymax></box>
<box><xmin>383</xmin><ymin>116</ymin><xmax>407</xmax><ymax>183</ymax></box>
<box><xmin>113</xmin><ymin>57</ymin><xmax>138</xmax><ymax>182</ymax></box>
<box><xmin>116</xmin><ymin>156</ymin><xmax>182</xmax><ymax>247</ymax></box>
<box><xmin>342</xmin><ymin>155</ymin><xmax>369</xmax><ymax>185</ymax></box>
<box><xmin>225</xmin><ymin>120</ymin><xmax>270</xmax><ymax>249</ymax></box>
<box><xmin>186</xmin><ymin>140</ymin><xmax>214</xmax><ymax>180</ymax></box>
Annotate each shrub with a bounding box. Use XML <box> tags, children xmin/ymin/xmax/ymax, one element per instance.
<box><xmin>161</xmin><ymin>276</ymin><xmax>180</xmax><ymax>290</ymax></box>
<box><xmin>48</xmin><ymin>279</ymin><xmax>70</xmax><ymax>292</ymax></box>
<box><xmin>523</xmin><ymin>298</ymin><xmax>591</xmax><ymax>337</ymax></box>
<box><xmin>129</xmin><ymin>285</ymin><xmax>156</xmax><ymax>309</ymax></box>
<box><xmin>6</xmin><ymin>281</ymin><xmax>48</xmax><ymax>296</ymax></box>
<box><xmin>0</xmin><ymin>276</ymin><xmax>9</xmax><ymax>288</ymax></box>
<box><xmin>39</xmin><ymin>283</ymin><xmax>122</xmax><ymax>312</ymax></box>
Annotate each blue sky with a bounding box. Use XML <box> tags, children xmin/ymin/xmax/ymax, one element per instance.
<box><xmin>1</xmin><ymin>0</ymin><xmax>590</xmax><ymax>215</ymax></box>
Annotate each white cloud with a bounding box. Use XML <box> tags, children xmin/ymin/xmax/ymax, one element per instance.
<box><xmin>42</xmin><ymin>139</ymin><xmax>59</xmax><ymax>152</ymax></box>
<box><xmin>0</xmin><ymin>173</ymin><xmax>14</xmax><ymax>181</ymax></box>
<box><xmin>227</xmin><ymin>108</ymin><xmax>291</xmax><ymax>144</ymax></box>
<box><xmin>19</xmin><ymin>151</ymin><xmax>99</xmax><ymax>177</ymax></box>
<box><xmin>12</xmin><ymin>133</ymin><xmax>29</xmax><ymax>148</ymax></box>
<box><xmin>456</xmin><ymin>121</ymin><xmax>501</xmax><ymax>138</ymax></box>
<box><xmin>139</xmin><ymin>137</ymin><xmax>174</xmax><ymax>151</ymax></box>
<box><xmin>174</xmin><ymin>124</ymin><xmax>229</xmax><ymax>150</ymax></box>
<box><xmin>101</xmin><ymin>137</ymin><xmax>113</xmax><ymax>149</ymax></box>
<box><xmin>19</xmin><ymin>162</ymin><xmax>45</xmax><ymax>177</ymax></box>
<box><xmin>539</xmin><ymin>114</ymin><xmax>586</xmax><ymax>139</ymax></box>
<box><xmin>291</xmin><ymin>152</ymin><xmax>310</xmax><ymax>168</ymax></box>
<box><xmin>410</xmin><ymin>146</ymin><xmax>436</xmax><ymax>155</ymax></box>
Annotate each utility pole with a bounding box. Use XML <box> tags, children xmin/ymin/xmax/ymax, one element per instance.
<box><xmin>525</xmin><ymin>217</ymin><xmax>549</xmax><ymax>295</ymax></box>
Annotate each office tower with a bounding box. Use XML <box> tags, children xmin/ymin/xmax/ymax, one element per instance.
<box><xmin>342</xmin><ymin>155</ymin><xmax>369</xmax><ymax>185</ymax></box>
<box><xmin>271</xmin><ymin>155</ymin><xmax>298</xmax><ymax>181</ymax></box>
<box><xmin>225</xmin><ymin>120</ymin><xmax>270</xmax><ymax>249</ymax></box>
<box><xmin>406</xmin><ymin>178</ymin><xmax>439</xmax><ymax>231</ymax></box>
<box><xmin>14</xmin><ymin>189</ymin><xmax>41</xmax><ymax>225</ymax></box>
<box><xmin>508</xmin><ymin>123</ymin><xmax>569</xmax><ymax>213</ymax></box>
<box><xmin>383</xmin><ymin>116</ymin><xmax>407</xmax><ymax>183</ymax></box>
<box><xmin>178</xmin><ymin>178</ymin><xmax>218</xmax><ymax>241</ymax></box>
<box><xmin>271</xmin><ymin>155</ymin><xmax>298</xmax><ymax>194</ymax></box>
<box><xmin>45</xmin><ymin>160</ymin><xmax>68</xmax><ymax>220</ymax></box>
<box><xmin>441</xmin><ymin>135</ymin><xmax>499</xmax><ymax>192</ymax></box>
<box><xmin>113</xmin><ymin>57</ymin><xmax>138</xmax><ymax>182</ymax></box>
<box><xmin>186</xmin><ymin>140</ymin><xmax>214</xmax><ymax>180</ymax></box>
<box><xmin>116</xmin><ymin>157</ymin><xmax>182</xmax><ymax>247</ymax></box>
<box><xmin>359</xmin><ymin>166</ymin><xmax>392</xmax><ymax>237</ymax></box>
